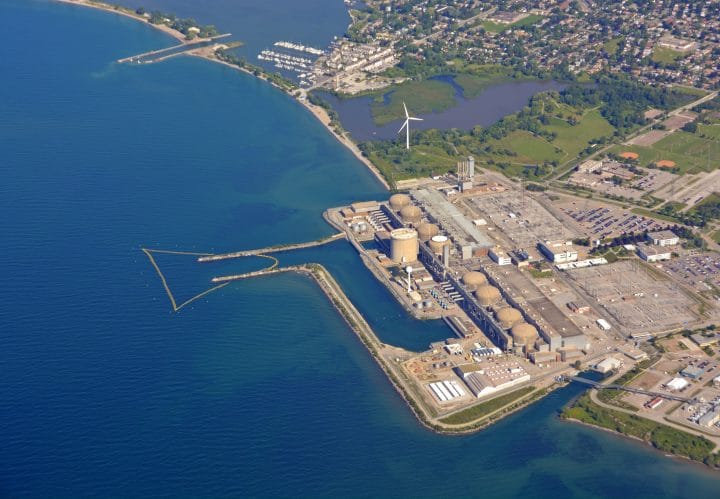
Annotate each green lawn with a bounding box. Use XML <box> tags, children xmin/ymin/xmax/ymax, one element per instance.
<box><xmin>495</xmin><ymin>130</ymin><xmax>562</xmax><ymax>163</ymax></box>
<box><xmin>652</xmin><ymin>47</ymin><xmax>685</xmax><ymax>65</ymax></box>
<box><xmin>542</xmin><ymin>109</ymin><xmax>615</xmax><ymax>157</ymax></box>
<box><xmin>699</xmin><ymin>124</ymin><xmax>720</xmax><ymax>141</ymax></box>
<box><xmin>603</xmin><ymin>36</ymin><xmax>624</xmax><ymax>55</ymax></box>
<box><xmin>454</xmin><ymin>71</ymin><xmax>513</xmax><ymax>98</ymax></box>
<box><xmin>371</xmin><ymin>80</ymin><xmax>457</xmax><ymax>125</ymax></box>
<box><xmin>439</xmin><ymin>386</ymin><xmax>535</xmax><ymax>425</ymax></box>
<box><xmin>610</xmin><ymin>130</ymin><xmax>720</xmax><ymax>174</ymax></box>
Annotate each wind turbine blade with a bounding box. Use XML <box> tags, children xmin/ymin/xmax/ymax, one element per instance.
<box><xmin>398</xmin><ymin>120</ymin><xmax>408</xmax><ymax>134</ymax></box>
<box><xmin>403</xmin><ymin>102</ymin><xmax>409</xmax><ymax>119</ymax></box>
<box><xmin>409</xmin><ymin>117</ymin><xmax>423</xmax><ymax>121</ymax></box>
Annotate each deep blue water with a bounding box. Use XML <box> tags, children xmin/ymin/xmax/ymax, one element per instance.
<box><xmin>316</xmin><ymin>79</ymin><xmax>567</xmax><ymax>141</ymax></box>
<box><xmin>2</xmin><ymin>1</ymin><xmax>720</xmax><ymax>497</ymax></box>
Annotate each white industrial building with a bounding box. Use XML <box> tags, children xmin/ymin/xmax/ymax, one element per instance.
<box><xmin>594</xmin><ymin>357</ymin><xmax>622</xmax><ymax>373</ymax></box>
<box><xmin>636</xmin><ymin>243</ymin><xmax>671</xmax><ymax>262</ymax></box>
<box><xmin>489</xmin><ymin>248</ymin><xmax>512</xmax><ymax>266</ymax></box>
<box><xmin>665</xmin><ymin>377</ymin><xmax>689</xmax><ymax>391</ymax></box>
<box><xmin>538</xmin><ymin>240</ymin><xmax>578</xmax><ymax>264</ymax></box>
<box><xmin>457</xmin><ymin>364</ymin><xmax>530</xmax><ymax>398</ymax></box>
<box><xmin>646</xmin><ymin>230</ymin><xmax>679</xmax><ymax>247</ymax></box>
<box><xmin>427</xmin><ymin>380</ymin><xmax>467</xmax><ymax>403</ymax></box>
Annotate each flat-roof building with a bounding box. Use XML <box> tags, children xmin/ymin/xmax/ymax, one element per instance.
<box><xmin>538</xmin><ymin>240</ymin><xmax>578</xmax><ymax>264</ymax></box>
<box><xmin>489</xmin><ymin>248</ymin><xmax>512</xmax><ymax>266</ymax></box>
<box><xmin>636</xmin><ymin>243</ymin><xmax>671</xmax><ymax>262</ymax></box>
<box><xmin>646</xmin><ymin>230</ymin><xmax>679</xmax><ymax>247</ymax></box>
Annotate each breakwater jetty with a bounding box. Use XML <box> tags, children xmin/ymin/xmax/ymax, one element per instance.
<box><xmin>118</xmin><ymin>34</ymin><xmax>232</xmax><ymax>64</ymax></box>
<box><xmin>197</xmin><ymin>232</ymin><xmax>345</xmax><ymax>262</ymax></box>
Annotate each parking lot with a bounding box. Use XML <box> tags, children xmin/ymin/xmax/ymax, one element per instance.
<box><xmin>558</xmin><ymin>204</ymin><xmax>666</xmax><ymax>241</ymax></box>
<box><xmin>663</xmin><ymin>253</ymin><xmax>720</xmax><ymax>292</ymax></box>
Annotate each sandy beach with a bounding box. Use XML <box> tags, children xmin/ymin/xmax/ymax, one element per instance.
<box><xmin>55</xmin><ymin>0</ymin><xmax>391</xmax><ymax>191</ymax></box>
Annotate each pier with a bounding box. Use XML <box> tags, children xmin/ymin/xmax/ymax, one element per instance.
<box><xmin>564</xmin><ymin>375</ymin><xmax>694</xmax><ymax>403</ymax></box>
<box><xmin>197</xmin><ymin>232</ymin><xmax>346</xmax><ymax>262</ymax></box>
<box><xmin>118</xmin><ymin>34</ymin><xmax>232</xmax><ymax>64</ymax></box>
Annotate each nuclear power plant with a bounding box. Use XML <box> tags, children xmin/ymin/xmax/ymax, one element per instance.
<box><xmin>390</xmin><ymin>228</ymin><xmax>419</xmax><ymax>264</ymax></box>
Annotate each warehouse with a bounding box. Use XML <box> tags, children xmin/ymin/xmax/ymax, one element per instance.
<box><xmin>594</xmin><ymin>357</ymin><xmax>622</xmax><ymax>373</ymax></box>
<box><xmin>646</xmin><ymin>230</ymin><xmax>679</xmax><ymax>247</ymax></box>
<box><xmin>665</xmin><ymin>377</ymin><xmax>690</xmax><ymax>391</ymax></box>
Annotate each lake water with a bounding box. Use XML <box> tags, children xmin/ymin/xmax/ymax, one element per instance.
<box><xmin>317</xmin><ymin>78</ymin><xmax>567</xmax><ymax>142</ymax></box>
<box><xmin>2</xmin><ymin>1</ymin><xmax>720</xmax><ymax>496</ymax></box>
<box><xmin>112</xmin><ymin>0</ymin><xmax>352</xmax><ymax>61</ymax></box>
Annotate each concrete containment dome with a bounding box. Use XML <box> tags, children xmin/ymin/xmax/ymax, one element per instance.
<box><xmin>462</xmin><ymin>271</ymin><xmax>487</xmax><ymax>290</ymax></box>
<box><xmin>511</xmin><ymin>322</ymin><xmax>538</xmax><ymax>344</ymax></box>
<box><xmin>428</xmin><ymin>235</ymin><xmax>449</xmax><ymax>255</ymax></box>
<box><xmin>390</xmin><ymin>228</ymin><xmax>419</xmax><ymax>264</ymax></box>
<box><xmin>496</xmin><ymin>307</ymin><xmax>522</xmax><ymax>329</ymax></box>
<box><xmin>399</xmin><ymin>205</ymin><xmax>422</xmax><ymax>224</ymax></box>
<box><xmin>475</xmin><ymin>285</ymin><xmax>501</xmax><ymax>306</ymax></box>
<box><xmin>416</xmin><ymin>222</ymin><xmax>439</xmax><ymax>241</ymax></box>
<box><xmin>389</xmin><ymin>193</ymin><xmax>411</xmax><ymax>210</ymax></box>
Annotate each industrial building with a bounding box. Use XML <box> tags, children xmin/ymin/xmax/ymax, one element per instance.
<box><xmin>636</xmin><ymin>243</ymin><xmax>671</xmax><ymax>262</ymax></box>
<box><xmin>456</xmin><ymin>363</ymin><xmax>530</xmax><ymax>398</ymax></box>
<box><xmin>389</xmin><ymin>228</ymin><xmax>419</xmax><ymax>264</ymax></box>
<box><xmin>594</xmin><ymin>357</ymin><xmax>622</xmax><ymax>373</ymax></box>
<box><xmin>538</xmin><ymin>240</ymin><xmax>578</xmax><ymax>264</ymax></box>
<box><xmin>427</xmin><ymin>380</ymin><xmax>467</xmax><ymax>403</ymax></box>
<box><xmin>665</xmin><ymin>377</ymin><xmax>689</xmax><ymax>391</ymax></box>
<box><xmin>489</xmin><ymin>248</ymin><xmax>511</xmax><ymax>266</ymax></box>
<box><xmin>646</xmin><ymin>230</ymin><xmax>679</xmax><ymax>247</ymax></box>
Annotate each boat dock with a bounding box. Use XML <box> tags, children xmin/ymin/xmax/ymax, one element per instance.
<box><xmin>118</xmin><ymin>33</ymin><xmax>232</xmax><ymax>64</ymax></box>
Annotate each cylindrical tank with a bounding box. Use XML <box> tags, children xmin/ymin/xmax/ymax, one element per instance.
<box><xmin>462</xmin><ymin>271</ymin><xmax>487</xmax><ymax>290</ymax></box>
<box><xmin>416</xmin><ymin>222</ymin><xmax>439</xmax><ymax>241</ymax></box>
<box><xmin>428</xmin><ymin>235</ymin><xmax>449</xmax><ymax>255</ymax></box>
<box><xmin>390</xmin><ymin>228</ymin><xmax>419</xmax><ymax>264</ymax></box>
<box><xmin>475</xmin><ymin>285</ymin><xmax>501</xmax><ymax>307</ymax></box>
<box><xmin>511</xmin><ymin>322</ymin><xmax>538</xmax><ymax>345</ymax></box>
<box><xmin>399</xmin><ymin>205</ymin><xmax>422</xmax><ymax>224</ymax></box>
<box><xmin>496</xmin><ymin>307</ymin><xmax>522</xmax><ymax>329</ymax></box>
<box><xmin>389</xmin><ymin>193</ymin><xmax>411</xmax><ymax>211</ymax></box>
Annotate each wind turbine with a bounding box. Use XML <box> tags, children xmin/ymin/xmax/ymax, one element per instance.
<box><xmin>398</xmin><ymin>102</ymin><xmax>423</xmax><ymax>150</ymax></box>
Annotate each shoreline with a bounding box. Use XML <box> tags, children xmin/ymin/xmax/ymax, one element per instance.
<box><xmin>53</xmin><ymin>0</ymin><xmax>391</xmax><ymax>191</ymax></box>
<box><xmin>52</xmin><ymin>0</ymin><xmax>556</xmax><ymax>435</ymax></box>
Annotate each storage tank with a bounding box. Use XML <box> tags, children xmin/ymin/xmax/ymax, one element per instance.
<box><xmin>416</xmin><ymin>222</ymin><xmax>439</xmax><ymax>241</ymax></box>
<box><xmin>390</xmin><ymin>228</ymin><xmax>419</xmax><ymax>264</ymax></box>
<box><xmin>496</xmin><ymin>307</ymin><xmax>522</xmax><ymax>329</ymax></box>
<box><xmin>462</xmin><ymin>271</ymin><xmax>487</xmax><ymax>290</ymax></box>
<box><xmin>428</xmin><ymin>235</ymin><xmax>449</xmax><ymax>255</ymax></box>
<box><xmin>511</xmin><ymin>322</ymin><xmax>538</xmax><ymax>345</ymax></box>
<box><xmin>399</xmin><ymin>205</ymin><xmax>422</xmax><ymax>224</ymax></box>
<box><xmin>475</xmin><ymin>285</ymin><xmax>501</xmax><ymax>306</ymax></box>
<box><xmin>389</xmin><ymin>193</ymin><xmax>411</xmax><ymax>211</ymax></box>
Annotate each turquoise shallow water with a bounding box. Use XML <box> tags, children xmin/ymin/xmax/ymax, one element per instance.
<box><xmin>2</xmin><ymin>1</ymin><xmax>720</xmax><ymax>497</ymax></box>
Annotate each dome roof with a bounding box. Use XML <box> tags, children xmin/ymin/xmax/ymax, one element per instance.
<box><xmin>475</xmin><ymin>285</ymin><xmax>501</xmax><ymax>306</ymax></box>
<box><xmin>462</xmin><ymin>271</ymin><xmax>487</xmax><ymax>288</ymax></box>
<box><xmin>400</xmin><ymin>205</ymin><xmax>422</xmax><ymax>222</ymax></box>
<box><xmin>416</xmin><ymin>223</ymin><xmax>439</xmax><ymax>241</ymax></box>
<box><xmin>496</xmin><ymin>307</ymin><xmax>522</xmax><ymax>328</ymax></box>
<box><xmin>389</xmin><ymin>193</ymin><xmax>411</xmax><ymax>210</ymax></box>
<box><xmin>511</xmin><ymin>323</ymin><xmax>538</xmax><ymax>343</ymax></box>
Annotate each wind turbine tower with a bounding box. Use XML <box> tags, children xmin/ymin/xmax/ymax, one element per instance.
<box><xmin>398</xmin><ymin>102</ymin><xmax>423</xmax><ymax>150</ymax></box>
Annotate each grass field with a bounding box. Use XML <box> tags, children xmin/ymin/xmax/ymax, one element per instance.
<box><xmin>543</xmin><ymin>109</ymin><xmax>615</xmax><ymax>158</ymax></box>
<box><xmin>371</xmin><ymin>80</ymin><xmax>457</xmax><ymax>125</ymax></box>
<box><xmin>603</xmin><ymin>36</ymin><xmax>623</xmax><ymax>55</ymax></box>
<box><xmin>699</xmin><ymin>124</ymin><xmax>720</xmax><ymax>140</ymax></box>
<box><xmin>611</xmin><ymin>130</ymin><xmax>720</xmax><ymax>174</ymax></box>
<box><xmin>652</xmin><ymin>47</ymin><xmax>685</xmax><ymax>64</ymax></box>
